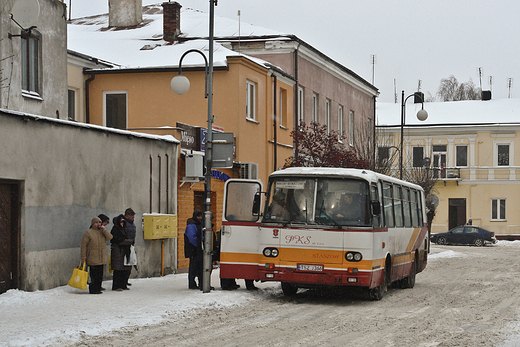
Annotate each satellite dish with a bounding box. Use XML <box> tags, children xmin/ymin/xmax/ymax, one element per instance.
<box><xmin>11</xmin><ymin>0</ymin><xmax>40</xmax><ymax>28</ymax></box>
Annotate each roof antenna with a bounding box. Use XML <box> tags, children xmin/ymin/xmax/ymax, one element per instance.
<box><xmin>371</xmin><ymin>54</ymin><xmax>376</xmax><ymax>85</ymax></box>
<box><xmin>237</xmin><ymin>10</ymin><xmax>241</xmax><ymax>53</ymax></box>
<box><xmin>478</xmin><ymin>67</ymin><xmax>482</xmax><ymax>90</ymax></box>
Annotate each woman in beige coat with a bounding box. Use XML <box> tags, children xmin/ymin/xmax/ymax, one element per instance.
<box><xmin>81</xmin><ymin>217</ymin><xmax>113</xmax><ymax>294</ymax></box>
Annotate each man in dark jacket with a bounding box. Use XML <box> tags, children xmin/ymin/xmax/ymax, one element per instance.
<box><xmin>184</xmin><ymin>210</ymin><xmax>203</xmax><ymax>289</ymax></box>
<box><xmin>110</xmin><ymin>214</ymin><xmax>133</xmax><ymax>291</ymax></box>
<box><xmin>122</xmin><ymin>208</ymin><xmax>136</xmax><ymax>287</ymax></box>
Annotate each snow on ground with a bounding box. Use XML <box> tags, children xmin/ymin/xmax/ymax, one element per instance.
<box><xmin>0</xmin><ymin>270</ymin><xmax>279</xmax><ymax>347</ymax></box>
<box><xmin>1</xmin><ymin>240</ymin><xmax>519</xmax><ymax>347</ymax></box>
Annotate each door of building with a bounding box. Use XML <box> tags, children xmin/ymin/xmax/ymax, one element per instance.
<box><xmin>448</xmin><ymin>198</ymin><xmax>466</xmax><ymax>230</ymax></box>
<box><xmin>0</xmin><ymin>181</ymin><xmax>21</xmax><ymax>294</ymax></box>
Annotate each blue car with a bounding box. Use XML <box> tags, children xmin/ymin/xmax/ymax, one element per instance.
<box><xmin>431</xmin><ymin>226</ymin><xmax>497</xmax><ymax>247</ymax></box>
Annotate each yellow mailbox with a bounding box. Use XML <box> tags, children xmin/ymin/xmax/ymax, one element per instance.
<box><xmin>143</xmin><ymin>214</ymin><xmax>178</xmax><ymax>240</ymax></box>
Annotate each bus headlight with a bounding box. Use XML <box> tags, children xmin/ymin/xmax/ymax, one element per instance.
<box><xmin>345</xmin><ymin>252</ymin><xmax>362</xmax><ymax>262</ymax></box>
<box><xmin>263</xmin><ymin>248</ymin><xmax>279</xmax><ymax>258</ymax></box>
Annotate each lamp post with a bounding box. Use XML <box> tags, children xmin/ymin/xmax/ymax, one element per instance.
<box><xmin>171</xmin><ymin>0</ymin><xmax>216</xmax><ymax>294</ymax></box>
<box><xmin>399</xmin><ymin>90</ymin><xmax>428</xmax><ymax>180</ymax></box>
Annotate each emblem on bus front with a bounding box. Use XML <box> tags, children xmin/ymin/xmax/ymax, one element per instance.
<box><xmin>273</xmin><ymin>229</ymin><xmax>279</xmax><ymax>237</ymax></box>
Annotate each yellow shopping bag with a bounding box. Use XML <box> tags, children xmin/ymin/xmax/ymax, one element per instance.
<box><xmin>67</xmin><ymin>262</ymin><xmax>88</xmax><ymax>290</ymax></box>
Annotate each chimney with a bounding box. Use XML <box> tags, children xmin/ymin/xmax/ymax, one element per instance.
<box><xmin>162</xmin><ymin>2</ymin><xmax>182</xmax><ymax>42</ymax></box>
<box><xmin>108</xmin><ymin>0</ymin><xmax>143</xmax><ymax>27</ymax></box>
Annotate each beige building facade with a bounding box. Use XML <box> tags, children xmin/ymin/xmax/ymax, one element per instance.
<box><xmin>377</xmin><ymin>99</ymin><xmax>520</xmax><ymax>236</ymax></box>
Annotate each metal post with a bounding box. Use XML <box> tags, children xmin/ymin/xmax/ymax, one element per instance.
<box><xmin>201</xmin><ymin>0</ymin><xmax>216</xmax><ymax>293</ymax></box>
<box><xmin>400</xmin><ymin>90</ymin><xmax>405</xmax><ymax>180</ymax></box>
<box><xmin>399</xmin><ymin>91</ymin><xmax>428</xmax><ymax>180</ymax></box>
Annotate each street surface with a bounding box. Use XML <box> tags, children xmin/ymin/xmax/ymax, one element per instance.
<box><xmin>68</xmin><ymin>244</ymin><xmax>520</xmax><ymax>347</ymax></box>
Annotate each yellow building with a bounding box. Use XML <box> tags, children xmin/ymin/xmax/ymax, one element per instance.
<box><xmin>377</xmin><ymin>98</ymin><xmax>520</xmax><ymax>236</ymax></box>
<box><xmin>67</xmin><ymin>6</ymin><xmax>295</xmax><ymax>271</ymax></box>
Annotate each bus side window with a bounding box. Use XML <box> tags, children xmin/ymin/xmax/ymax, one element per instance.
<box><xmin>394</xmin><ymin>185</ymin><xmax>403</xmax><ymax>227</ymax></box>
<box><xmin>403</xmin><ymin>188</ymin><xmax>412</xmax><ymax>227</ymax></box>
<box><xmin>371</xmin><ymin>184</ymin><xmax>381</xmax><ymax>228</ymax></box>
<box><xmin>382</xmin><ymin>181</ymin><xmax>395</xmax><ymax>228</ymax></box>
<box><xmin>410</xmin><ymin>189</ymin><xmax>419</xmax><ymax>227</ymax></box>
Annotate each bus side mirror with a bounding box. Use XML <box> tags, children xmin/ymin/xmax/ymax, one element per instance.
<box><xmin>371</xmin><ymin>201</ymin><xmax>381</xmax><ymax>215</ymax></box>
<box><xmin>252</xmin><ymin>193</ymin><xmax>262</xmax><ymax>216</ymax></box>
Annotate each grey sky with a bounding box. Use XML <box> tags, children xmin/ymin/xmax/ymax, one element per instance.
<box><xmin>69</xmin><ymin>0</ymin><xmax>520</xmax><ymax>103</ymax></box>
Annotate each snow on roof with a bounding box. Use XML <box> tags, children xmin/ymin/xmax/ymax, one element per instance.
<box><xmin>0</xmin><ymin>108</ymin><xmax>180</xmax><ymax>144</ymax></box>
<box><xmin>67</xmin><ymin>4</ymin><xmax>284</xmax><ymax>71</ymax></box>
<box><xmin>377</xmin><ymin>98</ymin><xmax>520</xmax><ymax>126</ymax></box>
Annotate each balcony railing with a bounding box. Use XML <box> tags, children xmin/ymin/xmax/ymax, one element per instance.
<box><xmin>386</xmin><ymin>166</ymin><xmax>520</xmax><ymax>181</ymax></box>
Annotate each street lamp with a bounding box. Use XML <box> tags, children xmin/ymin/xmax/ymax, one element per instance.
<box><xmin>171</xmin><ymin>0</ymin><xmax>216</xmax><ymax>294</ymax></box>
<box><xmin>400</xmin><ymin>90</ymin><xmax>428</xmax><ymax>180</ymax></box>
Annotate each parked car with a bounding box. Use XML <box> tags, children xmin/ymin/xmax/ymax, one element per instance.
<box><xmin>431</xmin><ymin>226</ymin><xmax>497</xmax><ymax>246</ymax></box>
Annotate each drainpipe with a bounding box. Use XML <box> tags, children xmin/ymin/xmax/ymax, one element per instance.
<box><xmin>273</xmin><ymin>74</ymin><xmax>277</xmax><ymax>172</ymax></box>
<box><xmin>373</xmin><ymin>95</ymin><xmax>377</xmax><ymax>166</ymax></box>
<box><xmin>293</xmin><ymin>43</ymin><xmax>301</xmax><ymax>162</ymax></box>
<box><xmin>158</xmin><ymin>155</ymin><xmax>161</xmax><ymax>214</ymax></box>
<box><xmin>165</xmin><ymin>153</ymin><xmax>169</xmax><ymax>213</ymax></box>
<box><xmin>149</xmin><ymin>155</ymin><xmax>153</xmax><ymax>213</ymax></box>
<box><xmin>85</xmin><ymin>72</ymin><xmax>95</xmax><ymax>123</ymax></box>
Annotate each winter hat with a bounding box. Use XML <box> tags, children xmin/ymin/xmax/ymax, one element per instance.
<box><xmin>98</xmin><ymin>214</ymin><xmax>110</xmax><ymax>224</ymax></box>
<box><xmin>91</xmin><ymin>217</ymin><xmax>102</xmax><ymax>225</ymax></box>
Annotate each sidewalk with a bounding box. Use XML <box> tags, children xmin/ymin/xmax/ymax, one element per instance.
<box><xmin>0</xmin><ymin>269</ymin><xmax>276</xmax><ymax>347</ymax></box>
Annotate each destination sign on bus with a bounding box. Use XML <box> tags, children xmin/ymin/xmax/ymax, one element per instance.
<box><xmin>275</xmin><ymin>181</ymin><xmax>305</xmax><ymax>189</ymax></box>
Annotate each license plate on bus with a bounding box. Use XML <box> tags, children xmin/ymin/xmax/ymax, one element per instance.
<box><xmin>297</xmin><ymin>264</ymin><xmax>324</xmax><ymax>272</ymax></box>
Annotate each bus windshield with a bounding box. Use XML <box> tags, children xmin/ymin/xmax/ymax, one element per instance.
<box><xmin>262</xmin><ymin>177</ymin><xmax>371</xmax><ymax>227</ymax></box>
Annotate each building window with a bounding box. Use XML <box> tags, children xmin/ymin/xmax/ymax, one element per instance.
<box><xmin>338</xmin><ymin>105</ymin><xmax>343</xmax><ymax>141</ymax></box>
<box><xmin>312</xmin><ymin>93</ymin><xmax>318</xmax><ymax>123</ymax></box>
<box><xmin>68</xmin><ymin>89</ymin><xmax>76</xmax><ymax>121</ymax></box>
<box><xmin>104</xmin><ymin>92</ymin><xmax>127</xmax><ymax>130</ymax></box>
<box><xmin>298</xmin><ymin>87</ymin><xmax>304</xmax><ymax>125</ymax></box>
<box><xmin>497</xmin><ymin>144</ymin><xmax>510</xmax><ymax>166</ymax></box>
<box><xmin>491</xmin><ymin>198</ymin><xmax>506</xmax><ymax>221</ymax></box>
<box><xmin>246</xmin><ymin>80</ymin><xmax>256</xmax><ymax>121</ymax></box>
<box><xmin>325</xmin><ymin>99</ymin><xmax>331</xmax><ymax>134</ymax></box>
<box><xmin>378</xmin><ymin>146</ymin><xmax>390</xmax><ymax>166</ymax></box>
<box><xmin>21</xmin><ymin>30</ymin><xmax>41</xmax><ymax>94</ymax></box>
<box><xmin>279</xmin><ymin>88</ymin><xmax>287</xmax><ymax>128</ymax></box>
<box><xmin>412</xmin><ymin>146</ymin><xmax>424</xmax><ymax>167</ymax></box>
<box><xmin>456</xmin><ymin>145</ymin><xmax>468</xmax><ymax>166</ymax></box>
<box><xmin>349</xmin><ymin>110</ymin><xmax>354</xmax><ymax>146</ymax></box>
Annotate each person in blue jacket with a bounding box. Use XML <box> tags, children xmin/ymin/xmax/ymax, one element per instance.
<box><xmin>184</xmin><ymin>210</ymin><xmax>203</xmax><ymax>289</ymax></box>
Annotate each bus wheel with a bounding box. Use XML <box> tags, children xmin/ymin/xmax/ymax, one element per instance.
<box><xmin>281</xmin><ymin>282</ymin><xmax>298</xmax><ymax>296</ymax></box>
<box><xmin>399</xmin><ymin>257</ymin><xmax>416</xmax><ymax>289</ymax></box>
<box><xmin>369</xmin><ymin>269</ymin><xmax>387</xmax><ymax>301</ymax></box>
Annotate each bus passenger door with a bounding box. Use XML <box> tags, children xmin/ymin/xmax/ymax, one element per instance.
<box><xmin>220</xmin><ymin>179</ymin><xmax>263</xmax><ymax>279</ymax></box>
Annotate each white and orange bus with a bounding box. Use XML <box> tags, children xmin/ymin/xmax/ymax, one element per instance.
<box><xmin>220</xmin><ymin>167</ymin><xmax>428</xmax><ymax>300</ymax></box>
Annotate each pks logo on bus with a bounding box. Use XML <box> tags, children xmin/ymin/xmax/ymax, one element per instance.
<box><xmin>273</xmin><ymin>229</ymin><xmax>279</xmax><ymax>238</ymax></box>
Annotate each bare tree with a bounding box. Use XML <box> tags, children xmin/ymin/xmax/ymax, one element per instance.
<box><xmin>437</xmin><ymin>75</ymin><xmax>481</xmax><ymax>101</ymax></box>
<box><xmin>284</xmin><ymin>122</ymin><xmax>369</xmax><ymax>169</ymax></box>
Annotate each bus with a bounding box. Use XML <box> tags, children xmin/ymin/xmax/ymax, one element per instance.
<box><xmin>219</xmin><ymin>167</ymin><xmax>428</xmax><ymax>300</ymax></box>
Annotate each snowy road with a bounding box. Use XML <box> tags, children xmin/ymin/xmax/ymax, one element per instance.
<box><xmin>65</xmin><ymin>243</ymin><xmax>520</xmax><ymax>347</ymax></box>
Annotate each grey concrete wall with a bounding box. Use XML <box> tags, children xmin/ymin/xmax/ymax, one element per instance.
<box><xmin>0</xmin><ymin>109</ymin><xmax>179</xmax><ymax>291</ymax></box>
<box><xmin>1</xmin><ymin>0</ymin><xmax>68</xmax><ymax>118</ymax></box>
